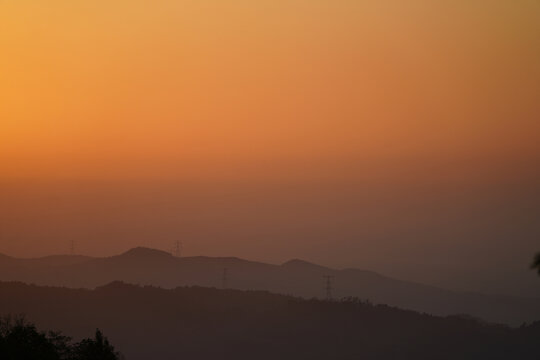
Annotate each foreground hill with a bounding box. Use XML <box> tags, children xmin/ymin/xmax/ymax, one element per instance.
<box><xmin>1</xmin><ymin>281</ymin><xmax>539</xmax><ymax>360</ymax></box>
<box><xmin>1</xmin><ymin>247</ymin><xmax>539</xmax><ymax>325</ymax></box>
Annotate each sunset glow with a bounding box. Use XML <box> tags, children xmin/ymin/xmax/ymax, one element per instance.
<box><xmin>1</xmin><ymin>0</ymin><xmax>539</xmax><ymax>298</ymax></box>
<box><xmin>2</xmin><ymin>2</ymin><xmax>540</xmax><ymax>359</ymax></box>
<box><xmin>1</xmin><ymin>0</ymin><xmax>538</xmax><ymax>181</ymax></box>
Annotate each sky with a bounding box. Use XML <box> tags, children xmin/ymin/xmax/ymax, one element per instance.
<box><xmin>1</xmin><ymin>0</ymin><xmax>539</xmax><ymax>296</ymax></box>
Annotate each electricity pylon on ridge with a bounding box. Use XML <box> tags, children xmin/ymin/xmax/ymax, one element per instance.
<box><xmin>323</xmin><ymin>275</ymin><xmax>334</xmax><ymax>300</ymax></box>
<box><xmin>222</xmin><ymin>268</ymin><xmax>228</xmax><ymax>289</ymax></box>
<box><xmin>173</xmin><ymin>241</ymin><xmax>182</xmax><ymax>257</ymax></box>
<box><xmin>221</xmin><ymin>268</ymin><xmax>229</xmax><ymax>289</ymax></box>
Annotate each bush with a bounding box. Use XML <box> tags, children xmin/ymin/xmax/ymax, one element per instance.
<box><xmin>0</xmin><ymin>315</ymin><xmax>121</xmax><ymax>360</ymax></box>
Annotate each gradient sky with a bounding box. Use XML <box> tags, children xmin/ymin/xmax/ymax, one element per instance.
<box><xmin>1</xmin><ymin>0</ymin><xmax>539</xmax><ymax>296</ymax></box>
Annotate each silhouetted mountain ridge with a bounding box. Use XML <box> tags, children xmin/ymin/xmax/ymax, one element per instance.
<box><xmin>281</xmin><ymin>258</ymin><xmax>331</xmax><ymax>272</ymax></box>
<box><xmin>115</xmin><ymin>247</ymin><xmax>173</xmax><ymax>259</ymax></box>
<box><xmin>1</xmin><ymin>281</ymin><xmax>539</xmax><ymax>360</ymax></box>
<box><xmin>0</xmin><ymin>253</ymin><xmax>15</xmax><ymax>261</ymax></box>
<box><xmin>0</xmin><ymin>247</ymin><xmax>539</xmax><ymax>325</ymax></box>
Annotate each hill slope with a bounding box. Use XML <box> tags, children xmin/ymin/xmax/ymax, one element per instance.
<box><xmin>0</xmin><ymin>247</ymin><xmax>539</xmax><ymax>325</ymax></box>
<box><xmin>0</xmin><ymin>281</ymin><xmax>539</xmax><ymax>360</ymax></box>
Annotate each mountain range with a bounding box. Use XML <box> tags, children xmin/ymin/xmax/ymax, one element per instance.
<box><xmin>1</xmin><ymin>281</ymin><xmax>540</xmax><ymax>360</ymax></box>
<box><xmin>1</xmin><ymin>247</ymin><xmax>539</xmax><ymax>325</ymax></box>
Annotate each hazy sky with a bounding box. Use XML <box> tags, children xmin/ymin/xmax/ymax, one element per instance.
<box><xmin>1</xmin><ymin>0</ymin><xmax>539</xmax><ymax>296</ymax></box>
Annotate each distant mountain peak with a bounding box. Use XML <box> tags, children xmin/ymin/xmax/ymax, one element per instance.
<box><xmin>119</xmin><ymin>247</ymin><xmax>173</xmax><ymax>259</ymax></box>
<box><xmin>96</xmin><ymin>281</ymin><xmax>141</xmax><ymax>291</ymax></box>
<box><xmin>281</xmin><ymin>259</ymin><xmax>331</xmax><ymax>272</ymax></box>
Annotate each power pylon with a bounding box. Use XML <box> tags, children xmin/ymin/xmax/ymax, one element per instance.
<box><xmin>70</xmin><ymin>240</ymin><xmax>75</xmax><ymax>255</ymax></box>
<box><xmin>323</xmin><ymin>275</ymin><xmax>334</xmax><ymax>300</ymax></box>
<box><xmin>222</xmin><ymin>268</ymin><xmax>228</xmax><ymax>289</ymax></box>
<box><xmin>173</xmin><ymin>241</ymin><xmax>182</xmax><ymax>257</ymax></box>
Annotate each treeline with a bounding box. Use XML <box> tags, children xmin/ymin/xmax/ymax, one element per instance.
<box><xmin>1</xmin><ymin>281</ymin><xmax>540</xmax><ymax>359</ymax></box>
<box><xmin>0</xmin><ymin>316</ymin><xmax>121</xmax><ymax>360</ymax></box>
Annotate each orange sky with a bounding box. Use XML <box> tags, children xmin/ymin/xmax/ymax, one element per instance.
<box><xmin>1</xmin><ymin>0</ymin><xmax>540</xmax><ymax>296</ymax></box>
<box><xmin>1</xmin><ymin>0</ymin><xmax>539</xmax><ymax>181</ymax></box>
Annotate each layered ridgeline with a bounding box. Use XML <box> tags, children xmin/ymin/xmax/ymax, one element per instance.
<box><xmin>1</xmin><ymin>281</ymin><xmax>540</xmax><ymax>360</ymax></box>
<box><xmin>0</xmin><ymin>247</ymin><xmax>539</xmax><ymax>325</ymax></box>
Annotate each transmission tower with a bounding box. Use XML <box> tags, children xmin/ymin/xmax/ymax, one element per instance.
<box><xmin>70</xmin><ymin>240</ymin><xmax>75</xmax><ymax>255</ymax></box>
<box><xmin>173</xmin><ymin>241</ymin><xmax>182</xmax><ymax>257</ymax></box>
<box><xmin>323</xmin><ymin>275</ymin><xmax>334</xmax><ymax>300</ymax></box>
<box><xmin>222</xmin><ymin>268</ymin><xmax>228</xmax><ymax>289</ymax></box>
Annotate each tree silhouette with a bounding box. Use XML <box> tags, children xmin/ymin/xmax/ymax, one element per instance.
<box><xmin>0</xmin><ymin>315</ymin><xmax>64</xmax><ymax>360</ymax></box>
<box><xmin>531</xmin><ymin>253</ymin><xmax>540</xmax><ymax>275</ymax></box>
<box><xmin>73</xmin><ymin>329</ymin><xmax>119</xmax><ymax>360</ymax></box>
<box><xmin>0</xmin><ymin>316</ymin><xmax>120</xmax><ymax>360</ymax></box>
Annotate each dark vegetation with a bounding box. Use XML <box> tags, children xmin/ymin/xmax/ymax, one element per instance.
<box><xmin>0</xmin><ymin>315</ymin><xmax>120</xmax><ymax>360</ymax></box>
<box><xmin>1</xmin><ymin>247</ymin><xmax>539</xmax><ymax>326</ymax></box>
<box><xmin>532</xmin><ymin>252</ymin><xmax>540</xmax><ymax>276</ymax></box>
<box><xmin>1</xmin><ymin>281</ymin><xmax>539</xmax><ymax>360</ymax></box>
